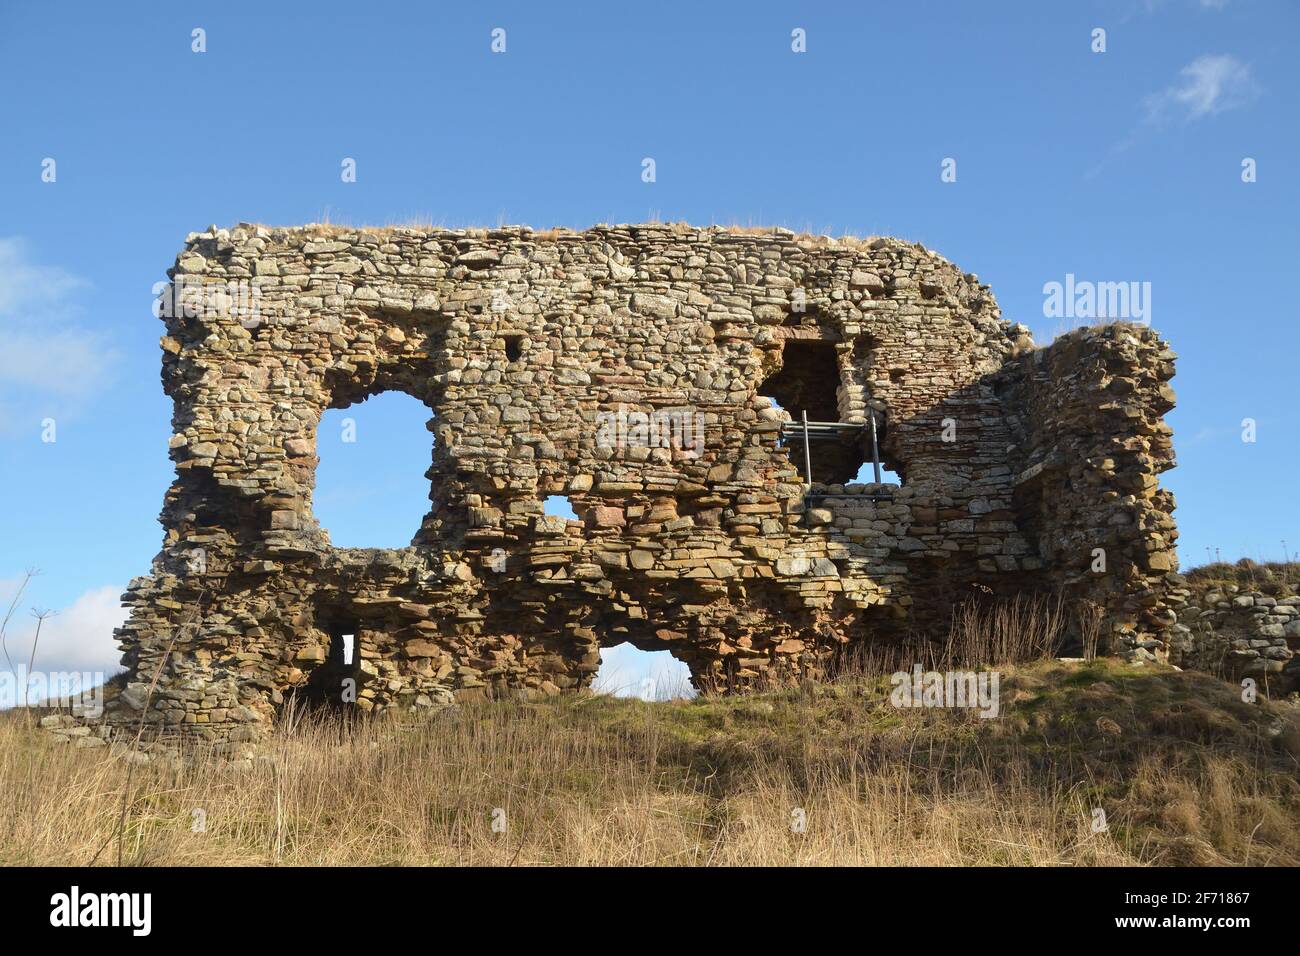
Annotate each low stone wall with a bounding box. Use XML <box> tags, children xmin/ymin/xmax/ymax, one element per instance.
<box><xmin>1168</xmin><ymin>586</ymin><xmax>1300</xmax><ymax>694</ymax></box>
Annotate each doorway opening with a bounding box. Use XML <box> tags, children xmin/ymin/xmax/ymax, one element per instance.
<box><xmin>298</xmin><ymin>614</ymin><xmax>362</xmax><ymax>710</ymax></box>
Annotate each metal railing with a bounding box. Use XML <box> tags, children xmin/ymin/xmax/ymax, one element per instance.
<box><xmin>778</xmin><ymin>408</ymin><xmax>892</xmax><ymax>501</ymax></box>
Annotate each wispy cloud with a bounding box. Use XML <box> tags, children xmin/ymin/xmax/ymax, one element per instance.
<box><xmin>1130</xmin><ymin>0</ymin><xmax>1231</xmax><ymax>17</ymax></box>
<box><xmin>1185</xmin><ymin>423</ymin><xmax>1236</xmax><ymax>446</ymax></box>
<box><xmin>0</xmin><ymin>238</ymin><xmax>117</xmax><ymax>435</ymax></box>
<box><xmin>1087</xmin><ymin>53</ymin><xmax>1260</xmax><ymax>178</ymax></box>
<box><xmin>0</xmin><ymin>238</ymin><xmax>88</xmax><ymax>315</ymax></box>
<box><xmin>1143</xmin><ymin>54</ymin><xmax>1260</xmax><ymax>124</ymax></box>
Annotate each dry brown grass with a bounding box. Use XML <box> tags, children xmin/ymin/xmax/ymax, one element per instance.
<box><xmin>3</xmin><ymin>657</ymin><xmax>1297</xmax><ymax>867</ymax></box>
<box><xmin>827</xmin><ymin>592</ymin><xmax>1069</xmax><ymax>678</ymax></box>
<box><xmin>227</xmin><ymin>219</ymin><xmax>906</xmax><ymax>253</ymax></box>
<box><xmin>1185</xmin><ymin>559</ymin><xmax>1298</xmax><ymax>598</ymax></box>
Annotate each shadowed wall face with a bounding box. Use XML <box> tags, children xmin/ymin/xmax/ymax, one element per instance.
<box><xmin>104</xmin><ymin>223</ymin><xmax>1178</xmax><ymax>747</ymax></box>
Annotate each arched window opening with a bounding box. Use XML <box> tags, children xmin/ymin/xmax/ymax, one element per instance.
<box><xmin>315</xmin><ymin>391</ymin><xmax>434</xmax><ymax>548</ymax></box>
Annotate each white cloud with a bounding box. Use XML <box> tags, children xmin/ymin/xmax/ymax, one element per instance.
<box><xmin>1144</xmin><ymin>54</ymin><xmax>1260</xmax><ymax>123</ymax></box>
<box><xmin>0</xmin><ymin>238</ymin><xmax>116</xmax><ymax>434</ymax></box>
<box><xmin>0</xmin><ymin>579</ymin><xmax>126</xmax><ymax>681</ymax></box>
<box><xmin>0</xmin><ymin>238</ymin><xmax>88</xmax><ymax>316</ymax></box>
<box><xmin>0</xmin><ymin>328</ymin><xmax>117</xmax><ymax>397</ymax></box>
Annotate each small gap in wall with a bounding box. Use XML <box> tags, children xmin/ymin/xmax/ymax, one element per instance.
<box><xmin>504</xmin><ymin>334</ymin><xmax>524</xmax><ymax>362</ymax></box>
<box><xmin>542</xmin><ymin>495</ymin><xmax>577</xmax><ymax>520</ymax></box>
<box><xmin>855</xmin><ymin>409</ymin><xmax>904</xmax><ymax>485</ymax></box>
<box><xmin>592</xmin><ymin>643</ymin><xmax>696</xmax><ymax>700</ymax></box>
<box><xmin>852</xmin><ymin>461</ymin><xmax>903</xmax><ymax>485</ymax></box>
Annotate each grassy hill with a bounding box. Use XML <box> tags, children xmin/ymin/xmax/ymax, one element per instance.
<box><xmin>3</xmin><ymin>656</ymin><xmax>1298</xmax><ymax>866</ymax></box>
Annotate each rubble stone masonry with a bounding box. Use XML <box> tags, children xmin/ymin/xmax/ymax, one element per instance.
<box><xmin>94</xmin><ymin>222</ymin><xmax>1180</xmax><ymax>748</ymax></box>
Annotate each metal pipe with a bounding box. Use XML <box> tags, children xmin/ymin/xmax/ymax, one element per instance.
<box><xmin>802</xmin><ymin>409</ymin><xmax>813</xmax><ymax>490</ymax></box>
<box><xmin>869</xmin><ymin>408</ymin><xmax>882</xmax><ymax>483</ymax></box>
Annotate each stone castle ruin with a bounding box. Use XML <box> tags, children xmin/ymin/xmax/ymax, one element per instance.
<box><xmin>99</xmin><ymin>222</ymin><xmax>1180</xmax><ymax>745</ymax></box>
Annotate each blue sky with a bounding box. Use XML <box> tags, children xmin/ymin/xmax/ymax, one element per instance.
<box><xmin>1</xmin><ymin>0</ymin><xmax>1297</xmax><ymax>688</ymax></box>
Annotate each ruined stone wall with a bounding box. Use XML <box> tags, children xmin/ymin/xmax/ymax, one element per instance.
<box><xmin>998</xmin><ymin>325</ymin><xmax>1181</xmax><ymax>658</ymax></box>
<box><xmin>102</xmin><ymin>222</ymin><xmax>1180</xmax><ymax>747</ymax></box>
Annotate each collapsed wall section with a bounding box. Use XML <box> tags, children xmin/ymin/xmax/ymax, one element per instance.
<box><xmin>998</xmin><ymin>324</ymin><xmax>1180</xmax><ymax>657</ymax></box>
